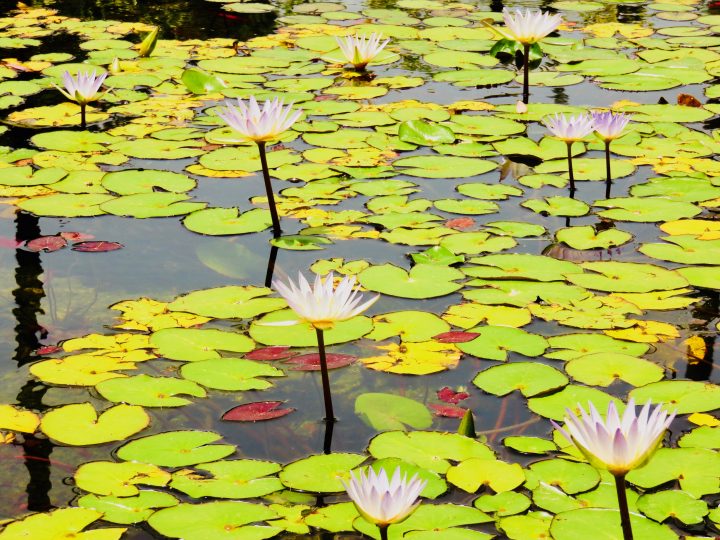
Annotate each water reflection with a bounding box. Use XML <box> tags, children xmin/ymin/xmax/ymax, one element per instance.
<box><xmin>685</xmin><ymin>290</ymin><xmax>719</xmax><ymax>381</ymax></box>
<box><xmin>12</xmin><ymin>210</ymin><xmax>53</xmax><ymax>513</ymax></box>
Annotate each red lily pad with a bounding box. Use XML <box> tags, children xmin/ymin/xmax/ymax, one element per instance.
<box><xmin>284</xmin><ymin>353</ymin><xmax>356</xmax><ymax>371</ymax></box>
<box><xmin>36</xmin><ymin>345</ymin><xmax>62</xmax><ymax>355</ymax></box>
<box><xmin>60</xmin><ymin>231</ymin><xmax>95</xmax><ymax>242</ymax></box>
<box><xmin>0</xmin><ymin>237</ymin><xmax>21</xmax><ymax>249</ymax></box>
<box><xmin>244</xmin><ymin>346</ymin><xmax>296</xmax><ymax>361</ymax></box>
<box><xmin>429</xmin><ymin>404</ymin><xmax>467</xmax><ymax>418</ymax></box>
<box><xmin>71</xmin><ymin>241</ymin><xmax>124</xmax><ymax>252</ymax></box>
<box><xmin>437</xmin><ymin>386</ymin><xmax>470</xmax><ymax>404</ymax></box>
<box><xmin>25</xmin><ymin>236</ymin><xmax>67</xmax><ymax>252</ymax></box>
<box><xmin>446</xmin><ymin>217</ymin><xmax>475</xmax><ymax>230</ymax></box>
<box><xmin>222</xmin><ymin>401</ymin><xmax>295</xmax><ymax>422</ymax></box>
<box><xmin>433</xmin><ymin>331</ymin><xmax>481</xmax><ymax>343</ymax></box>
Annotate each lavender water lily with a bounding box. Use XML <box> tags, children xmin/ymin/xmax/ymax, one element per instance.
<box><xmin>592</xmin><ymin>111</ymin><xmax>631</xmax><ymax>196</ymax></box>
<box><xmin>544</xmin><ymin>112</ymin><xmax>595</xmax><ymax>195</ymax></box>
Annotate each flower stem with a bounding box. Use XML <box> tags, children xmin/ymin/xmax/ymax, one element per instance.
<box><xmin>315</xmin><ymin>327</ymin><xmax>335</xmax><ymax>422</ymax></box>
<box><xmin>80</xmin><ymin>103</ymin><xmax>86</xmax><ymax>130</ymax></box>
<box><xmin>604</xmin><ymin>140</ymin><xmax>612</xmax><ymax>198</ymax></box>
<box><xmin>256</xmin><ymin>142</ymin><xmax>282</xmax><ymax>238</ymax></box>
<box><xmin>614</xmin><ymin>473</ymin><xmax>634</xmax><ymax>540</ymax></box>
<box><xmin>379</xmin><ymin>524</ymin><xmax>389</xmax><ymax>540</ymax></box>
<box><xmin>566</xmin><ymin>141</ymin><xmax>575</xmax><ymax>195</ymax></box>
<box><xmin>522</xmin><ymin>43</ymin><xmax>530</xmax><ymax>104</ymax></box>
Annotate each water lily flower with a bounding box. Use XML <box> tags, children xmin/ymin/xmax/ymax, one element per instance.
<box><xmin>54</xmin><ymin>70</ymin><xmax>107</xmax><ymax>129</ymax></box>
<box><xmin>500</xmin><ymin>8</ymin><xmax>561</xmax><ymax>104</ymax></box>
<box><xmin>591</xmin><ymin>111</ymin><xmax>631</xmax><ymax>193</ymax></box>
<box><xmin>544</xmin><ymin>112</ymin><xmax>594</xmax><ymax>194</ymax></box>
<box><xmin>272</xmin><ymin>272</ymin><xmax>379</xmax><ymax>422</ymax></box>
<box><xmin>217</xmin><ymin>97</ymin><xmax>301</xmax><ymax>237</ymax></box>
<box><xmin>272</xmin><ymin>272</ymin><xmax>379</xmax><ymax>331</ymax></box>
<box><xmin>217</xmin><ymin>96</ymin><xmax>301</xmax><ymax>144</ymax></box>
<box><xmin>343</xmin><ymin>467</ymin><xmax>427</xmax><ymax>540</ymax></box>
<box><xmin>335</xmin><ymin>32</ymin><xmax>390</xmax><ymax>70</ymax></box>
<box><xmin>553</xmin><ymin>399</ymin><xmax>674</xmax><ymax>540</ymax></box>
<box><xmin>502</xmin><ymin>8</ymin><xmax>562</xmax><ymax>45</ymax></box>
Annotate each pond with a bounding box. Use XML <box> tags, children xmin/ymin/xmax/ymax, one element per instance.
<box><xmin>0</xmin><ymin>0</ymin><xmax>718</xmax><ymax>538</ymax></box>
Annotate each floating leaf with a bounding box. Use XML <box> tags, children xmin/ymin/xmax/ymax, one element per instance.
<box><xmin>74</xmin><ymin>461</ymin><xmax>171</xmax><ymax>496</ymax></box>
<box><xmin>180</xmin><ymin>358</ymin><xmax>284</xmax><ymax>391</ymax></box>
<box><xmin>117</xmin><ymin>431</ymin><xmax>235</xmax><ymax>467</ymax></box>
<box><xmin>0</xmin><ymin>508</ymin><xmax>125</xmax><ymax>540</ymax></box>
<box><xmin>355</xmin><ymin>393</ymin><xmax>433</xmax><ymax>431</ymax></box>
<box><xmin>41</xmin><ymin>403</ymin><xmax>149</xmax><ymax>446</ymax></box>
<box><xmin>95</xmin><ymin>375</ymin><xmax>207</xmax><ymax>407</ymax></box>
<box><xmin>78</xmin><ymin>491</ymin><xmax>178</xmax><ymax>525</ymax></box>
<box><xmin>358</xmin><ymin>263</ymin><xmax>464</xmax><ymax>299</ymax></box>
<box><xmin>473</xmin><ymin>363</ymin><xmax>568</xmax><ymax>397</ymax></box>
<box><xmin>222</xmin><ymin>402</ymin><xmax>295</xmax><ymax>422</ymax></box>
<box><xmin>279</xmin><ymin>453</ymin><xmax>367</xmax><ymax>493</ymax></box>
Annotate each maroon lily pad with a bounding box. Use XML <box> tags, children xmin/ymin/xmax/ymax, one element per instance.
<box><xmin>433</xmin><ymin>331</ymin><xmax>480</xmax><ymax>343</ymax></box>
<box><xmin>446</xmin><ymin>217</ymin><xmax>475</xmax><ymax>230</ymax></box>
<box><xmin>429</xmin><ymin>404</ymin><xmax>468</xmax><ymax>418</ymax></box>
<box><xmin>437</xmin><ymin>386</ymin><xmax>470</xmax><ymax>404</ymax></box>
<box><xmin>71</xmin><ymin>241</ymin><xmax>124</xmax><ymax>252</ymax></box>
<box><xmin>60</xmin><ymin>231</ymin><xmax>95</xmax><ymax>242</ymax></box>
<box><xmin>25</xmin><ymin>236</ymin><xmax>67</xmax><ymax>253</ymax></box>
<box><xmin>284</xmin><ymin>353</ymin><xmax>356</xmax><ymax>371</ymax></box>
<box><xmin>0</xmin><ymin>237</ymin><xmax>22</xmax><ymax>249</ymax></box>
<box><xmin>245</xmin><ymin>346</ymin><xmax>297</xmax><ymax>361</ymax></box>
<box><xmin>222</xmin><ymin>401</ymin><xmax>295</xmax><ymax>422</ymax></box>
<box><xmin>35</xmin><ymin>345</ymin><xmax>62</xmax><ymax>355</ymax></box>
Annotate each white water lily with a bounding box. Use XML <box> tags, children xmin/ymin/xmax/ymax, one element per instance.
<box><xmin>54</xmin><ymin>70</ymin><xmax>107</xmax><ymax>105</ymax></box>
<box><xmin>543</xmin><ymin>112</ymin><xmax>595</xmax><ymax>142</ymax></box>
<box><xmin>502</xmin><ymin>8</ymin><xmax>562</xmax><ymax>45</ymax></box>
<box><xmin>343</xmin><ymin>467</ymin><xmax>427</xmax><ymax>527</ymax></box>
<box><xmin>335</xmin><ymin>32</ymin><xmax>390</xmax><ymax>70</ymax></box>
<box><xmin>217</xmin><ymin>96</ymin><xmax>301</xmax><ymax>143</ymax></box>
<box><xmin>272</xmin><ymin>272</ymin><xmax>379</xmax><ymax>330</ymax></box>
<box><xmin>553</xmin><ymin>399</ymin><xmax>675</xmax><ymax>476</ymax></box>
<box><xmin>591</xmin><ymin>110</ymin><xmax>631</xmax><ymax>142</ymax></box>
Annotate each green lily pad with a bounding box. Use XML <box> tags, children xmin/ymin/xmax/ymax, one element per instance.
<box><xmin>249</xmin><ymin>309</ymin><xmax>372</xmax><ymax>346</ymax></box>
<box><xmin>565</xmin><ymin>353</ymin><xmax>664</xmax><ymax>387</ymax></box>
<box><xmin>358</xmin><ymin>263</ymin><xmax>464</xmax><ymax>299</ymax></box>
<box><xmin>636</xmin><ymin>490</ymin><xmax>708</xmax><ymax>525</ymax></box>
<box><xmin>566</xmin><ymin>262</ymin><xmax>688</xmax><ymax>293</ymax></box>
<box><xmin>447</xmin><ymin>458</ymin><xmax>525</xmax><ymax>493</ymax></box>
<box><xmin>504</xmin><ymin>437</ymin><xmax>557</xmax><ymax>455</ymax></box>
<box><xmin>556</xmin><ymin>226</ymin><xmax>633</xmax><ymax>250</ymax></box>
<box><xmin>526</xmin><ymin>459</ymin><xmax>600</xmax><ymax>494</ymax></box>
<box><xmin>366</xmin><ymin>311</ymin><xmax>450</xmax><ymax>342</ymax></box>
<box><xmin>279</xmin><ymin>453</ymin><xmax>366</xmax><ymax>492</ymax></box>
<box><xmin>169</xmin><ymin>286</ymin><xmax>285</xmax><ymax>319</ymax></box>
<box><xmin>17</xmin><ymin>193</ymin><xmax>115</xmax><ymax>217</ymax></box>
<box><xmin>101</xmin><ymin>169</ymin><xmax>196</xmax><ymax>195</ymax></box>
<box><xmin>546</xmin><ymin>333</ymin><xmax>650</xmax><ymax>360</ymax></box>
<box><xmin>629</xmin><ymin>380</ymin><xmax>720</xmax><ymax>413</ymax></box>
<box><xmin>528</xmin><ymin>385</ymin><xmax>621</xmax><ymax>420</ymax></box>
<box><xmin>147</xmin><ymin>501</ymin><xmax>280</xmax><ymax>540</ymax></box>
<box><xmin>150</xmin><ymin>328</ymin><xmax>254</xmax><ymax>361</ymax></box>
<box><xmin>640</xmin><ymin>236</ymin><xmax>720</xmax><ymax>265</ymax></box>
<box><xmin>550</xmin><ymin>508</ymin><xmax>678</xmax><ymax>540</ymax></box>
<box><xmin>78</xmin><ymin>491</ymin><xmax>178</xmax><ymax>524</ymax></box>
<box><xmin>40</xmin><ymin>403</ymin><xmax>149</xmax><ymax>446</ymax></box>
<box><xmin>393</xmin><ymin>155</ymin><xmax>497</xmax><ymax>178</ymax></box>
<box><xmin>595</xmin><ymin>197</ymin><xmax>701</xmax><ymax>222</ymax></box>
<box><xmin>458</xmin><ymin>326</ymin><xmax>548</xmax><ymax>361</ymax></box>
<box><xmin>522</xmin><ymin>196</ymin><xmax>590</xmax><ymax>217</ymax></box>
<box><xmin>440</xmin><ymin>232</ymin><xmax>516</xmax><ymax>256</ymax></box>
<box><xmin>117</xmin><ymin>431</ymin><xmax>235</xmax><ymax>467</ymax></box>
<box><xmin>368</xmin><ymin>431</ymin><xmax>494</xmax><ymax>474</ymax></box>
<box><xmin>0</xmin><ymin>508</ymin><xmax>125</xmax><ymax>540</ymax></box>
<box><xmin>627</xmin><ymin>447</ymin><xmax>720</xmax><ymax>498</ymax></box>
<box><xmin>95</xmin><ymin>375</ymin><xmax>207</xmax><ymax>407</ymax></box>
<box><xmin>473</xmin><ymin>363</ymin><xmax>568</xmax><ymax>397</ymax></box>
<box><xmin>464</xmin><ymin>254</ymin><xmax>582</xmax><ymax>282</ymax></box>
<box><xmin>170</xmin><ymin>460</ymin><xmax>282</xmax><ymax>499</ymax></box>
<box><xmin>74</xmin><ymin>461</ymin><xmax>171</xmax><ymax>496</ymax></box>
<box><xmin>99</xmin><ymin>193</ymin><xmax>206</xmax><ymax>218</ymax></box>
<box><xmin>180</xmin><ymin>358</ymin><xmax>284</xmax><ymax>391</ymax></box>
<box><xmin>398</xmin><ymin>120</ymin><xmax>456</xmax><ymax>146</ymax></box>
<box><xmin>355</xmin><ymin>392</ymin><xmax>433</xmax><ymax>431</ymax></box>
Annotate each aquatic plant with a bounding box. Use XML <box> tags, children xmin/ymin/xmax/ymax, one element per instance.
<box><xmin>342</xmin><ymin>466</ymin><xmax>426</xmax><ymax>540</ymax></box>
<box><xmin>554</xmin><ymin>400</ymin><xmax>675</xmax><ymax>540</ymax></box>
<box><xmin>271</xmin><ymin>272</ymin><xmax>379</xmax><ymax>422</ymax></box>
<box><xmin>592</xmin><ymin>111</ymin><xmax>632</xmax><ymax>195</ymax></box>
<box><xmin>335</xmin><ymin>33</ymin><xmax>390</xmax><ymax>71</ymax></box>
<box><xmin>53</xmin><ymin>70</ymin><xmax>106</xmax><ymax>129</ymax></box>
<box><xmin>217</xmin><ymin>97</ymin><xmax>301</xmax><ymax>237</ymax></box>
<box><xmin>543</xmin><ymin>112</ymin><xmax>595</xmax><ymax>194</ymax></box>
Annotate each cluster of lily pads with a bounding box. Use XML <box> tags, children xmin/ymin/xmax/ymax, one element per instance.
<box><xmin>0</xmin><ymin>0</ymin><xmax>719</xmax><ymax>539</ymax></box>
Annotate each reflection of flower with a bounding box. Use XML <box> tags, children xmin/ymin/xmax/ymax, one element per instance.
<box><xmin>217</xmin><ymin>96</ymin><xmax>301</xmax><ymax>143</ymax></box>
<box><xmin>343</xmin><ymin>467</ymin><xmax>427</xmax><ymax>527</ymax></box>
<box><xmin>591</xmin><ymin>111</ymin><xmax>631</xmax><ymax>142</ymax></box>
<box><xmin>55</xmin><ymin>70</ymin><xmax>107</xmax><ymax>105</ymax></box>
<box><xmin>543</xmin><ymin>113</ymin><xmax>594</xmax><ymax>142</ymax></box>
<box><xmin>335</xmin><ymin>33</ymin><xmax>390</xmax><ymax>70</ymax></box>
<box><xmin>502</xmin><ymin>8</ymin><xmax>562</xmax><ymax>45</ymax></box>
<box><xmin>272</xmin><ymin>272</ymin><xmax>379</xmax><ymax>330</ymax></box>
<box><xmin>553</xmin><ymin>399</ymin><xmax>675</xmax><ymax>476</ymax></box>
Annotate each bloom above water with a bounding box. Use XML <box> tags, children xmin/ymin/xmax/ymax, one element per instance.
<box><xmin>502</xmin><ymin>8</ymin><xmax>562</xmax><ymax>45</ymax></box>
<box><xmin>335</xmin><ymin>32</ymin><xmax>390</xmax><ymax>69</ymax></box>
<box><xmin>543</xmin><ymin>112</ymin><xmax>595</xmax><ymax>142</ymax></box>
<box><xmin>343</xmin><ymin>467</ymin><xmax>427</xmax><ymax>527</ymax></box>
<box><xmin>55</xmin><ymin>70</ymin><xmax>107</xmax><ymax>105</ymax></box>
<box><xmin>553</xmin><ymin>399</ymin><xmax>675</xmax><ymax>476</ymax></box>
<box><xmin>217</xmin><ymin>96</ymin><xmax>301</xmax><ymax>143</ymax></box>
<box><xmin>591</xmin><ymin>110</ymin><xmax>631</xmax><ymax>142</ymax></box>
<box><xmin>272</xmin><ymin>272</ymin><xmax>379</xmax><ymax>330</ymax></box>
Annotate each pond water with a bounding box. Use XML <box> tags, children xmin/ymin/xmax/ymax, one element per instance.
<box><xmin>0</xmin><ymin>0</ymin><xmax>718</xmax><ymax>538</ymax></box>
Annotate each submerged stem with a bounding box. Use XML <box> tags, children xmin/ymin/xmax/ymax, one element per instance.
<box><xmin>522</xmin><ymin>43</ymin><xmax>530</xmax><ymax>104</ymax></box>
<box><xmin>566</xmin><ymin>141</ymin><xmax>575</xmax><ymax>195</ymax></box>
<box><xmin>614</xmin><ymin>473</ymin><xmax>634</xmax><ymax>540</ymax></box>
<box><xmin>315</xmin><ymin>327</ymin><xmax>336</xmax><ymax>422</ymax></box>
<box><xmin>257</xmin><ymin>142</ymin><xmax>282</xmax><ymax>238</ymax></box>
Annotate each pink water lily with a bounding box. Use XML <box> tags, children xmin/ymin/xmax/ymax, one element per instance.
<box><xmin>55</xmin><ymin>70</ymin><xmax>107</xmax><ymax>105</ymax></box>
<box><xmin>217</xmin><ymin>96</ymin><xmax>301</xmax><ymax>143</ymax></box>
<box><xmin>553</xmin><ymin>399</ymin><xmax>675</xmax><ymax>476</ymax></box>
<box><xmin>335</xmin><ymin>32</ymin><xmax>390</xmax><ymax>70</ymax></box>
<box><xmin>502</xmin><ymin>8</ymin><xmax>562</xmax><ymax>45</ymax></box>
<box><xmin>272</xmin><ymin>272</ymin><xmax>379</xmax><ymax>330</ymax></box>
<box><xmin>343</xmin><ymin>467</ymin><xmax>426</xmax><ymax>536</ymax></box>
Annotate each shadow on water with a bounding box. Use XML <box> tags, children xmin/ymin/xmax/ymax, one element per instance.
<box><xmin>12</xmin><ymin>211</ymin><xmax>53</xmax><ymax>513</ymax></box>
